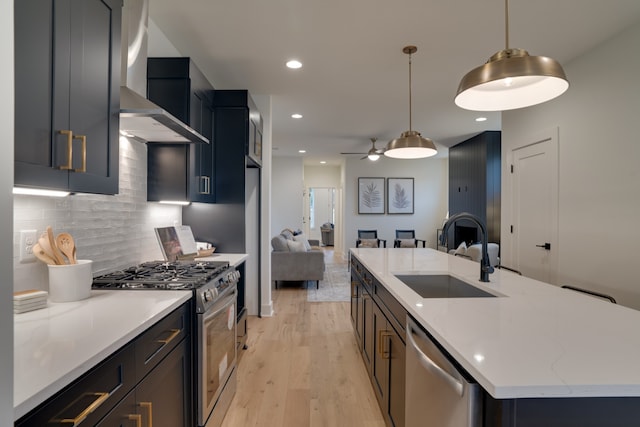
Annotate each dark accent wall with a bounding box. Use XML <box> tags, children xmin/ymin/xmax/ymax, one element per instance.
<box><xmin>448</xmin><ymin>131</ymin><xmax>501</xmax><ymax>249</ymax></box>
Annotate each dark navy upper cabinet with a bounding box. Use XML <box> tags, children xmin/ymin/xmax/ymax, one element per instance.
<box><xmin>146</xmin><ymin>58</ymin><xmax>215</xmax><ymax>203</ymax></box>
<box><xmin>14</xmin><ymin>0</ymin><xmax>121</xmax><ymax>195</ymax></box>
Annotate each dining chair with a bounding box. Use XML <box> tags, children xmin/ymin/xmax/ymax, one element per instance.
<box><xmin>356</xmin><ymin>230</ymin><xmax>386</xmax><ymax>248</ymax></box>
<box><xmin>393</xmin><ymin>229</ymin><xmax>426</xmax><ymax>248</ymax></box>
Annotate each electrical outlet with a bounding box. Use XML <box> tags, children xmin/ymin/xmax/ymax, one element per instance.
<box><xmin>20</xmin><ymin>229</ymin><xmax>38</xmax><ymax>263</ymax></box>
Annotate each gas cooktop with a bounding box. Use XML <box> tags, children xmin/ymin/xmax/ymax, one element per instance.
<box><xmin>92</xmin><ymin>260</ymin><xmax>230</xmax><ymax>290</ymax></box>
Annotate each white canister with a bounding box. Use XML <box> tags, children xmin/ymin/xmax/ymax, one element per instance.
<box><xmin>47</xmin><ymin>260</ymin><xmax>93</xmax><ymax>302</ymax></box>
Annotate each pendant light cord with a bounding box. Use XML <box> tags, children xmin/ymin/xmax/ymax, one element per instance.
<box><xmin>505</xmin><ymin>0</ymin><xmax>510</xmax><ymax>49</ymax></box>
<box><xmin>408</xmin><ymin>51</ymin><xmax>413</xmax><ymax>131</ymax></box>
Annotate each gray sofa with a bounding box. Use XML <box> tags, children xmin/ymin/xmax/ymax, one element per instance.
<box><xmin>271</xmin><ymin>229</ymin><xmax>325</xmax><ymax>289</ymax></box>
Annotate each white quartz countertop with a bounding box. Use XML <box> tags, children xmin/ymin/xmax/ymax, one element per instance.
<box><xmin>197</xmin><ymin>252</ymin><xmax>248</xmax><ymax>267</ymax></box>
<box><xmin>351</xmin><ymin>248</ymin><xmax>640</xmax><ymax>399</ymax></box>
<box><xmin>13</xmin><ymin>290</ymin><xmax>191</xmax><ymax>420</ymax></box>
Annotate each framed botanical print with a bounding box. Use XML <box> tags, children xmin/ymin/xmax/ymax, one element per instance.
<box><xmin>358</xmin><ymin>177</ymin><xmax>385</xmax><ymax>214</ymax></box>
<box><xmin>387</xmin><ymin>178</ymin><xmax>414</xmax><ymax>214</ymax></box>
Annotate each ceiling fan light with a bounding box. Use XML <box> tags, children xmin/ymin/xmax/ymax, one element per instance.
<box><xmin>384</xmin><ymin>130</ymin><xmax>438</xmax><ymax>159</ymax></box>
<box><xmin>455</xmin><ymin>49</ymin><xmax>568</xmax><ymax>111</ymax></box>
<box><xmin>367</xmin><ymin>151</ymin><xmax>381</xmax><ymax>161</ymax></box>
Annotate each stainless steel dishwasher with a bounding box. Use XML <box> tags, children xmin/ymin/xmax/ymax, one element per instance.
<box><xmin>405</xmin><ymin>316</ymin><xmax>482</xmax><ymax>427</ymax></box>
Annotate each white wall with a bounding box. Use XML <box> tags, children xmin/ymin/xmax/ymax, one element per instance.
<box><xmin>13</xmin><ymin>139</ymin><xmax>182</xmax><ymax>292</ymax></box>
<box><xmin>304</xmin><ymin>165</ymin><xmax>342</xmax><ymax>188</ymax></box>
<box><xmin>1</xmin><ymin>0</ymin><xmax>14</xmax><ymax>421</ymax></box>
<box><xmin>344</xmin><ymin>156</ymin><xmax>449</xmax><ymax>252</ymax></box>
<box><xmin>271</xmin><ymin>157</ymin><xmax>304</xmax><ymax>234</ymax></box>
<box><xmin>501</xmin><ymin>22</ymin><xmax>640</xmax><ymax>309</ymax></box>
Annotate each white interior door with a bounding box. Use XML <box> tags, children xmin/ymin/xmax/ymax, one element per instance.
<box><xmin>308</xmin><ymin>188</ymin><xmax>334</xmax><ymax>241</ymax></box>
<box><xmin>511</xmin><ymin>129</ymin><xmax>559</xmax><ymax>283</ymax></box>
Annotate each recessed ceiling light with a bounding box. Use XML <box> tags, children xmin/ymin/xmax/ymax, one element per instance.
<box><xmin>475</xmin><ymin>117</ymin><xmax>487</xmax><ymax>122</ymax></box>
<box><xmin>286</xmin><ymin>60</ymin><xmax>302</xmax><ymax>69</ymax></box>
<box><xmin>320</xmin><ymin>161</ymin><xmax>327</xmax><ymax>164</ymax></box>
<box><xmin>298</xmin><ymin>150</ymin><xmax>306</xmax><ymax>154</ymax></box>
<box><xmin>291</xmin><ymin>113</ymin><xmax>303</xmax><ymax>119</ymax></box>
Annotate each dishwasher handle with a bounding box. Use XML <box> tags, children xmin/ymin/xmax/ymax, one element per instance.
<box><xmin>406</xmin><ymin>322</ymin><xmax>464</xmax><ymax>397</ymax></box>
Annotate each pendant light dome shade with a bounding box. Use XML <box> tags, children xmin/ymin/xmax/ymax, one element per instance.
<box><xmin>455</xmin><ymin>48</ymin><xmax>569</xmax><ymax>111</ymax></box>
<box><xmin>385</xmin><ymin>130</ymin><xmax>437</xmax><ymax>159</ymax></box>
<box><xmin>455</xmin><ymin>0</ymin><xmax>569</xmax><ymax>111</ymax></box>
<box><xmin>384</xmin><ymin>46</ymin><xmax>438</xmax><ymax>159</ymax></box>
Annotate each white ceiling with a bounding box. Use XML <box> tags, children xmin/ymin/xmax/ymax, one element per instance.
<box><xmin>149</xmin><ymin>0</ymin><xmax>640</xmax><ymax>164</ymax></box>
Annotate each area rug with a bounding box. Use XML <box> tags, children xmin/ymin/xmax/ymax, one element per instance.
<box><xmin>307</xmin><ymin>263</ymin><xmax>351</xmax><ymax>302</ymax></box>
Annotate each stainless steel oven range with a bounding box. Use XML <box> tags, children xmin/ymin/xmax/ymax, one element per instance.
<box><xmin>92</xmin><ymin>260</ymin><xmax>240</xmax><ymax>427</ymax></box>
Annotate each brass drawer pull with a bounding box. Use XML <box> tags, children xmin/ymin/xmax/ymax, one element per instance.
<box><xmin>50</xmin><ymin>392</ymin><xmax>110</xmax><ymax>425</ymax></box>
<box><xmin>73</xmin><ymin>134</ymin><xmax>87</xmax><ymax>172</ymax></box>
<box><xmin>351</xmin><ymin>281</ymin><xmax>358</xmax><ymax>298</ymax></box>
<box><xmin>128</xmin><ymin>414</ymin><xmax>142</xmax><ymax>427</ymax></box>
<box><xmin>157</xmin><ymin>328</ymin><xmax>180</xmax><ymax>345</ymax></box>
<box><xmin>58</xmin><ymin>130</ymin><xmax>73</xmax><ymax>170</ymax></box>
<box><xmin>139</xmin><ymin>401</ymin><xmax>153</xmax><ymax>427</ymax></box>
<box><xmin>378</xmin><ymin>331</ymin><xmax>393</xmax><ymax>359</ymax></box>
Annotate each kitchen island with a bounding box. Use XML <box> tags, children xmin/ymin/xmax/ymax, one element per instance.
<box><xmin>351</xmin><ymin>247</ymin><xmax>640</xmax><ymax>424</ymax></box>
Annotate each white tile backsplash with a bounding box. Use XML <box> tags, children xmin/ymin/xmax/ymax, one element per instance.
<box><xmin>13</xmin><ymin>137</ymin><xmax>181</xmax><ymax>292</ymax></box>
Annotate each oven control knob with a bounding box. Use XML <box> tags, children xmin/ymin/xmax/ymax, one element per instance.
<box><xmin>202</xmin><ymin>291</ymin><xmax>210</xmax><ymax>302</ymax></box>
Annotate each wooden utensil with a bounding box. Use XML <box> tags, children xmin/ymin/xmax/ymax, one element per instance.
<box><xmin>32</xmin><ymin>243</ymin><xmax>56</xmax><ymax>265</ymax></box>
<box><xmin>55</xmin><ymin>232</ymin><xmax>77</xmax><ymax>264</ymax></box>
<box><xmin>47</xmin><ymin>226</ymin><xmax>66</xmax><ymax>265</ymax></box>
<box><xmin>38</xmin><ymin>234</ymin><xmax>58</xmax><ymax>263</ymax></box>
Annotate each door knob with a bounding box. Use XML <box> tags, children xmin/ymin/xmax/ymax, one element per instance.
<box><xmin>536</xmin><ymin>243</ymin><xmax>551</xmax><ymax>250</ymax></box>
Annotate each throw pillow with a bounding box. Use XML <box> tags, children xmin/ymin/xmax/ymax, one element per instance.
<box><xmin>271</xmin><ymin>235</ymin><xmax>289</xmax><ymax>252</ymax></box>
<box><xmin>287</xmin><ymin>240</ymin><xmax>306</xmax><ymax>252</ymax></box>
<box><xmin>293</xmin><ymin>233</ymin><xmax>311</xmax><ymax>251</ymax></box>
<box><xmin>281</xmin><ymin>229</ymin><xmax>294</xmax><ymax>240</ymax></box>
<box><xmin>399</xmin><ymin>239</ymin><xmax>416</xmax><ymax>248</ymax></box>
<box><xmin>454</xmin><ymin>241</ymin><xmax>467</xmax><ymax>255</ymax></box>
<box><xmin>359</xmin><ymin>238</ymin><xmax>379</xmax><ymax>248</ymax></box>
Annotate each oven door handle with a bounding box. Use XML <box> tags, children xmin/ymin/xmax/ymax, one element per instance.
<box><xmin>203</xmin><ymin>290</ymin><xmax>236</xmax><ymax>322</ymax></box>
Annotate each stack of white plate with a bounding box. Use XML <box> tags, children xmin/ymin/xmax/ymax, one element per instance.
<box><xmin>14</xmin><ymin>289</ymin><xmax>48</xmax><ymax>314</ymax></box>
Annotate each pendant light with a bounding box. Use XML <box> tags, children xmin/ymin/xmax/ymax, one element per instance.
<box><xmin>384</xmin><ymin>46</ymin><xmax>437</xmax><ymax>159</ymax></box>
<box><xmin>454</xmin><ymin>0</ymin><xmax>568</xmax><ymax>111</ymax></box>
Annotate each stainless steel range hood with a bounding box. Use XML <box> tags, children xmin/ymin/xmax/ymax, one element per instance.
<box><xmin>119</xmin><ymin>0</ymin><xmax>208</xmax><ymax>144</ymax></box>
<box><xmin>120</xmin><ymin>86</ymin><xmax>209</xmax><ymax>144</ymax></box>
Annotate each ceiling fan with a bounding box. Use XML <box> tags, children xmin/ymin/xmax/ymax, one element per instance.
<box><xmin>340</xmin><ymin>138</ymin><xmax>384</xmax><ymax>161</ymax></box>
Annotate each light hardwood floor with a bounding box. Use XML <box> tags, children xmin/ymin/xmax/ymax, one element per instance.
<box><xmin>221</xmin><ymin>250</ymin><xmax>385</xmax><ymax>427</ymax></box>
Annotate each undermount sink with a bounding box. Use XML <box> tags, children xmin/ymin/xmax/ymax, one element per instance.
<box><xmin>395</xmin><ymin>274</ymin><xmax>497</xmax><ymax>298</ymax></box>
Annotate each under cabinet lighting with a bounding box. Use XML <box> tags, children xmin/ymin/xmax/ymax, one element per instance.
<box><xmin>320</xmin><ymin>161</ymin><xmax>327</xmax><ymax>164</ymax></box>
<box><xmin>298</xmin><ymin>150</ymin><xmax>306</xmax><ymax>154</ymax></box>
<box><xmin>291</xmin><ymin>113</ymin><xmax>303</xmax><ymax>119</ymax></box>
<box><xmin>13</xmin><ymin>187</ymin><xmax>70</xmax><ymax>197</ymax></box>
<box><xmin>159</xmin><ymin>200</ymin><xmax>191</xmax><ymax>206</ymax></box>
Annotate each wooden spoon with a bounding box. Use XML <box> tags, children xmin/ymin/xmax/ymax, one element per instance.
<box><xmin>38</xmin><ymin>234</ymin><xmax>58</xmax><ymax>263</ymax></box>
<box><xmin>47</xmin><ymin>226</ymin><xmax>66</xmax><ymax>265</ymax></box>
<box><xmin>32</xmin><ymin>243</ymin><xmax>56</xmax><ymax>265</ymax></box>
<box><xmin>55</xmin><ymin>232</ymin><xmax>77</xmax><ymax>264</ymax></box>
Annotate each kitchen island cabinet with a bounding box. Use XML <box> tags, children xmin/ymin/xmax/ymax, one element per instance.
<box><xmin>351</xmin><ymin>256</ymin><xmax>406</xmax><ymax>427</ymax></box>
<box><xmin>14</xmin><ymin>290</ymin><xmax>192</xmax><ymax>423</ymax></box>
<box><xmin>14</xmin><ymin>0</ymin><xmax>121</xmax><ymax>195</ymax></box>
<box><xmin>351</xmin><ymin>248</ymin><xmax>640</xmax><ymax>425</ymax></box>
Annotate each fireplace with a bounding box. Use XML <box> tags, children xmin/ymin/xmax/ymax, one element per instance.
<box><xmin>454</xmin><ymin>225</ymin><xmax>477</xmax><ymax>249</ymax></box>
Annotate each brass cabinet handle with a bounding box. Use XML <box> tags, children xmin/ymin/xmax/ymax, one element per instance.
<box><xmin>351</xmin><ymin>281</ymin><xmax>358</xmax><ymax>298</ymax></box>
<box><xmin>58</xmin><ymin>130</ymin><xmax>74</xmax><ymax>170</ymax></box>
<box><xmin>378</xmin><ymin>331</ymin><xmax>393</xmax><ymax>359</ymax></box>
<box><xmin>157</xmin><ymin>328</ymin><xmax>180</xmax><ymax>345</ymax></box>
<box><xmin>139</xmin><ymin>402</ymin><xmax>153</xmax><ymax>427</ymax></box>
<box><xmin>128</xmin><ymin>414</ymin><xmax>142</xmax><ymax>427</ymax></box>
<box><xmin>198</xmin><ymin>176</ymin><xmax>211</xmax><ymax>194</ymax></box>
<box><xmin>50</xmin><ymin>392</ymin><xmax>110</xmax><ymax>425</ymax></box>
<box><xmin>72</xmin><ymin>134</ymin><xmax>87</xmax><ymax>172</ymax></box>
